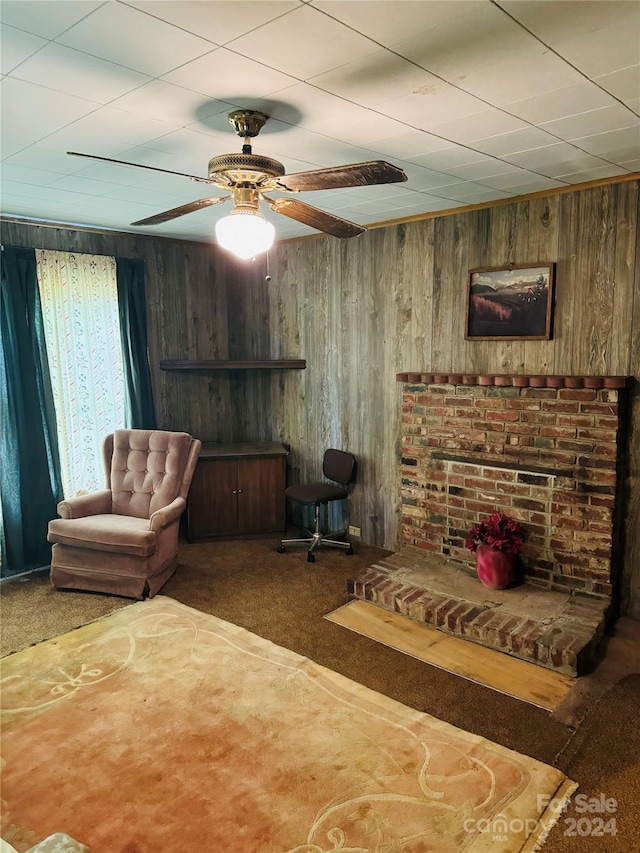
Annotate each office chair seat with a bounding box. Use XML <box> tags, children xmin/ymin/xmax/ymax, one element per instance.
<box><xmin>284</xmin><ymin>483</ymin><xmax>348</xmax><ymax>504</ymax></box>
<box><xmin>277</xmin><ymin>448</ymin><xmax>356</xmax><ymax>563</ymax></box>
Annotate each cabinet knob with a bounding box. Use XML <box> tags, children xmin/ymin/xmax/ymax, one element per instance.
<box><xmin>232</xmin><ymin>490</ymin><xmax>237</xmax><ymax>494</ymax></box>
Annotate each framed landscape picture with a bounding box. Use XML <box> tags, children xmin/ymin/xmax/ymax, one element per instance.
<box><xmin>465</xmin><ymin>263</ymin><xmax>555</xmax><ymax>340</ymax></box>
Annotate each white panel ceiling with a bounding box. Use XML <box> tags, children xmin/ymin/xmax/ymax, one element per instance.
<box><xmin>1</xmin><ymin>0</ymin><xmax>638</xmax><ymax>247</ymax></box>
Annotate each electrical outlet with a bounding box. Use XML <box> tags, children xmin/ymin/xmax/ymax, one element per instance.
<box><xmin>348</xmin><ymin>525</ymin><xmax>361</xmax><ymax>538</ymax></box>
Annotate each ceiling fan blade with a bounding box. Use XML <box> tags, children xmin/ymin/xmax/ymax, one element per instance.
<box><xmin>266</xmin><ymin>198</ymin><xmax>365</xmax><ymax>238</ymax></box>
<box><xmin>131</xmin><ymin>196</ymin><xmax>230</xmax><ymax>226</ymax></box>
<box><xmin>275</xmin><ymin>161</ymin><xmax>407</xmax><ymax>192</ymax></box>
<box><xmin>67</xmin><ymin>151</ymin><xmax>217</xmax><ymax>185</ymax></box>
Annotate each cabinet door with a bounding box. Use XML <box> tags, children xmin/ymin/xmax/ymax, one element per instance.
<box><xmin>187</xmin><ymin>459</ymin><xmax>238</xmax><ymax>539</ymax></box>
<box><xmin>237</xmin><ymin>456</ymin><xmax>285</xmax><ymax>533</ymax></box>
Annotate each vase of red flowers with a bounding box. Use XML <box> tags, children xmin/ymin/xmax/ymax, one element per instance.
<box><xmin>465</xmin><ymin>511</ymin><xmax>525</xmax><ymax>590</ymax></box>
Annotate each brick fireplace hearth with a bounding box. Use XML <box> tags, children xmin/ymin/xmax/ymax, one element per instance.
<box><xmin>348</xmin><ymin>374</ymin><xmax>630</xmax><ymax>676</ymax></box>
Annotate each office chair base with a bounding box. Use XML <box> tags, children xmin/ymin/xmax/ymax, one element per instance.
<box><xmin>278</xmin><ymin>489</ymin><xmax>355</xmax><ymax>562</ymax></box>
<box><xmin>277</xmin><ymin>528</ymin><xmax>353</xmax><ymax>561</ymax></box>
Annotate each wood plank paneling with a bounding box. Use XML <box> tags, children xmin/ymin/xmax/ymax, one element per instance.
<box><xmin>433</xmin><ymin>215</ymin><xmax>466</xmax><ymax>371</ymax></box>
<box><xmin>570</xmin><ymin>187</ymin><xmax>617</xmax><ymax>374</ymax></box>
<box><xmin>524</xmin><ymin>197</ymin><xmax>559</xmax><ymax>375</ymax></box>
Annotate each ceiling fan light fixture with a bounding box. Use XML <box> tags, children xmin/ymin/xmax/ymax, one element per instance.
<box><xmin>215</xmin><ymin>205</ymin><xmax>275</xmax><ymax>260</ymax></box>
<box><xmin>70</xmin><ymin>109</ymin><xmax>407</xmax><ymax>240</ymax></box>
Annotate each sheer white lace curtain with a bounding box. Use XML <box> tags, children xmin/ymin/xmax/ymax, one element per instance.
<box><xmin>36</xmin><ymin>250</ymin><xmax>125</xmax><ymax>497</ymax></box>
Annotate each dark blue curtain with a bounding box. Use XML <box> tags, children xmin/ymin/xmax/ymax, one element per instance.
<box><xmin>0</xmin><ymin>247</ymin><xmax>63</xmax><ymax>576</ymax></box>
<box><xmin>0</xmin><ymin>250</ymin><xmax>156</xmax><ymax>576</ymax></box>
<box><xmin>116</xmin><ymin>257</ymin><xmax>157</xmax><ymax>429</ymax></box>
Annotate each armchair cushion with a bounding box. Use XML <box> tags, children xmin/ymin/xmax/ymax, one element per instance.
<box><xmin>48</xmin><ymin>514</ymin><xmax>156</xmax><ymax>557</ymax></box>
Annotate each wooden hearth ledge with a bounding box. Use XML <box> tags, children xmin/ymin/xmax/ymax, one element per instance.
<box><xmin>348</xmin><ymin>549</ymin><xmax>609</xmax><ymax>678</ymax></box>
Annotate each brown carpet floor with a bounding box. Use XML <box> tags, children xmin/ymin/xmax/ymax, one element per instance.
<box><xmin>2</xmin><ymin>537</ymin><xmax>639</xmax><ymax>851</ymax></box>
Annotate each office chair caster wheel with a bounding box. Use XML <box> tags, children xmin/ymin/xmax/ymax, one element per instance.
<box><xmin>346</xmin><ymin>546</ymin><xmax>354</xmax><ymax>555</ymax></box>
<box><xmin>277</xmin><ymin>545</ymin><xmax>285</xmax><ymax>553</ymax></box>
<box><xmin>307</xmin><ymin>552</ymin><xmax>315</xmax><ymax>563</ymax></box>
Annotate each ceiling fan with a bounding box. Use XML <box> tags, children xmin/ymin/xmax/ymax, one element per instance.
<box><xmin>68</xmin><ymin>109</ymin><xmax>407</xmax><ymax>257</ymax></box>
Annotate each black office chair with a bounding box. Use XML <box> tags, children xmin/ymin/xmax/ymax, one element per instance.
<box><xmin>277</xmin><ymin>449</ymin><xmax>356</xmax><ymax>562</ymax></box>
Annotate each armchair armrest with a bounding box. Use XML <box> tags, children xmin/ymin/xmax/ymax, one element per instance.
<box><xmin>149</xmin><ymin>496</ymin><xmax>186</xmax><ymax>532</ymax></box>
<box><xmin>57</xmin><ymin>490</ymin><xmax>112</xmax><ymax>519</ymax></box>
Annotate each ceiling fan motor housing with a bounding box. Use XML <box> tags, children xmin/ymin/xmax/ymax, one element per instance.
<box><xmin>208</xmin><ymin>153</ymin><xmax>286</xmax><ymax>186</ymax></box>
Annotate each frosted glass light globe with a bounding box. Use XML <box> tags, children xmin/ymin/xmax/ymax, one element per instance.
<box><xmin>215</xmin><ymin>207</ymin><xmax>275</xmax><ymax>260</ymax></box>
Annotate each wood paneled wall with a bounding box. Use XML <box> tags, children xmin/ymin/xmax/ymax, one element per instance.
<box><xmin>3</xmin><ymin>178</ymin><xmax>639</xmax><ymax>616</ymax></box>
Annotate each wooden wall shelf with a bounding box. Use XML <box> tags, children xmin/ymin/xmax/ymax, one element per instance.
<box><xmin>161</xmin><ymin>359</ymin><xmax>306</xmax><ymax>371</ymax></box>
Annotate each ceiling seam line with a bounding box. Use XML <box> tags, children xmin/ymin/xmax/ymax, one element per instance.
<box><xmin>490</xmin><ymin>0</ymin><xmax>640</xmax><ymax>117</ymax></box>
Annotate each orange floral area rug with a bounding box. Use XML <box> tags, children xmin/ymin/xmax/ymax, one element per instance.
<box><xmin>1</xmin><ymin>596</ymin><xmax>576</xmax><ymax>853</ymax></box>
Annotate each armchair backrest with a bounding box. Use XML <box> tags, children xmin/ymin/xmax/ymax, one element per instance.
<box><xmin>104</xmin><ymin>429</ymin><xmax>200</xmax><ymax>519</ymax></box>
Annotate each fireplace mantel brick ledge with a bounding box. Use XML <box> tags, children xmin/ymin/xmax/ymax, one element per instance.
<box><xmin>348</xmin><ymin>373</ymin><xmax>630</xmax><ymax>677</ymax></box>
<box><xmin>395</xmin><ymin>373</ymin><xmax>629</xmax><ymax>389</ymax></box>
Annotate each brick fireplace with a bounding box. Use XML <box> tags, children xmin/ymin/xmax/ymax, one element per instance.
<box><xmin>348</xmin><ymin>373</ymin><xmax>630</xmax><ymax>676</ymax></box>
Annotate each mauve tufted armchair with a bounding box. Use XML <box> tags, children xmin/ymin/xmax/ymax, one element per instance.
<box><xmin>48</xmin><ymin>429</ymin><xmax>201</xmax><ymax>599</ymax></box>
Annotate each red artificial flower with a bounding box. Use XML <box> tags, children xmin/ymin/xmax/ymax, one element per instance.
<box><xmin>466</xmin><ymin>511</ymin><xmax>524</xmax><ymax>554</ymax></box>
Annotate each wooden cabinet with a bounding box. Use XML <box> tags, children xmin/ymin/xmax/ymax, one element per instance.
<box><xmin>187</xmin><ymin>442</ymin><xmax>287</xmax><ymax>540</ymax></box>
